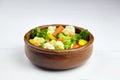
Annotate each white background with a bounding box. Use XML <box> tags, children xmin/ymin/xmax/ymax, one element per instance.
<box><xmin>0</xmin><ymin>0</ymin><xmax>120</xmax><ymax>80</ymax></box>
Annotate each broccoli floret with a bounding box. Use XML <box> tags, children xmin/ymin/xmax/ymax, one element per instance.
<box><xmin>36</xmin><ymin>28</ymin><xmax>49</xmax><ymax>42</ymax></box>
<box><xmin>64</xmin><ymin>44</ymin><xmax>72</xmax><ymax>49</ymax></box>
<box><xmin>30</xmin><ymin>27</ymin><xmax>49</xmax><ymax>42</ymax></box>
<box><xmin>36</xmin><ymin>27</ymin><xmax>40</xmax><ymax>33</ymax></box>
<box><xmin>42</xmin><ymin>29</ymin><xmax>48</xmax><ymax>38</ymax></box>
<box><xmin>30</xmin><ymin>27</ymin><xmax>40</xmax><ymax>39</ymax></box>
<box><xmin>40</xmin><ymin>43</ymin><xmax>44</xmax><ymax>48</ymax></box>
<box><xmin>71</xmin><ymin>33</ymin><xmax>82</xmax><ymax>44</ymax></box>
<box><xmin>37</xmin><ymin>29</ymin><xmax>47</xmax><ymax>37</ymax></box>
<box><xmin>62</xmin><ymin>36</ymin><xmax>72</xmax><ymax>49</ymax></box>
<box><xmin>56</xmin><ymin>33</ymin><xmax>64</xmax><ymax>38</ymax></box>
<box><xmin>41</xmin><ymin>29</ymin><xmax>49</xmax><ymax>42</ymax></box>
<box><xmin>80</xmin><ymin>29</ymin><xmax>89</xmax><ymax>41</ymax></box>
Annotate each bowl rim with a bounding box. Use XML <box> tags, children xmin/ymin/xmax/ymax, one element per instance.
<box><xmin>24</xmin><ymin>24</ymin><xmax>94</xmax><ymax>54</ymax></box>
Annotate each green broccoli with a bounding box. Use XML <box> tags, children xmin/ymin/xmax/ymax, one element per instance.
<box><xmin>37</xmin><ymin>28</ymin><xmax>48</xmax><ymax>38</ymax></box>
<box><xmin>62</xmin><ymin>36</ymin><xmax>72</xmax><ymax>49</ymax></box>
<box><xmin>56</xmin><ymin>33</ymin><xmax>65</xmax><ymax>38</ymax></box>
<box><xmin>71</xmin><ymin>33</ymin><xmax>82</xmax><ymax>44</ymax></box>
<box><xmin>64</xmin><ymin>44</ymin><xmax>72</xmax><ymax>49</ymax></box>
<box><xmin>30</xmin><ymin>27</ymin><xmax>49</xmax><ymax>41</ymax></box>
<box><xmin>80</xmin><ymin>29</ymin><xmax>89</xmax><ymax>41</ymax></box>
<box><xmin>40</xmin><ymin>43</ymin><xmax>44</xmax><ymax>48</ymax></box>
<box><xmin>30</xmin><ymin>27</ymin><xmax>40</xmax><ymax>39</ymax></box>
<box><xmin>40</xmin><ymin>29</ymin><xmax>49</xmax><ymax>42</ymax></box>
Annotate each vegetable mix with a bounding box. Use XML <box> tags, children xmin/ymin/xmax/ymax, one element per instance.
<box><xmin>29</xmin><ymin>25</ymin><xmax>89</xmax><ymax>50</ymax></box>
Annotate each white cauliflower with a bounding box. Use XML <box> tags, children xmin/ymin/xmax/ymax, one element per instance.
<box><xmin>47</xmin><ymin>26</ymin><xmax>56</xmax><ymax>34</ymax></box>
<box><xmin>33</xmin><ymin>37</ymin><xmax>45</xmax><ymax>43</ymax></box>
<box><xmin>55</xmin><ymin>41</ymin><xmax>64</xmax><ymax>50</ymax></box>
<box><xmin>44</xmin><ymin>42</ymin><xmax>55</xmax><ymax>50</ymax></box>
<box><xmin>62</xmin><ymin>25</ymin><xmax>75</xmax><ymax>36</ymax></box>
<box><xmin>50</xmin><ymin>40</ymin><xmax>56</xmax><ymax>46</ymax></box>
<box><xmin>44</xmin><ymin>40</ymin><xmax>64</xmax><ymax>50</ymax></box>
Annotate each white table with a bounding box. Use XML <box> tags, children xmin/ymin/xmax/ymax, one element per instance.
<box><xmin>0</xmin><ymin>0</ymin><xmax>120</xmax><ymax>80</ymax></box>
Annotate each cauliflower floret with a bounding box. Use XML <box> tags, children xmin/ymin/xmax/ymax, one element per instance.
<box><xmin>33</xmin><ymin>37</ymin><xmax>45</xmax><ymax>43</ymax></box>
<box><xmin>44</xmin><ymin>42</ymin><xmax>55</xmax><ymax>50</ymax></box>
<box><xmin>50</xmin><ymin>40</ymin><xmax>56</xmax><ymax>46</ymax></box>
<box><xmin>62</xmin><ymin>25</ymin><xmax>75</xmax><ymax>36</ymax></box>
<box><xmin>55</xmin><ymin>41</ymin><xmax>64</xmax><ymax>50</ymax></box>
<box><xmin>47</xmin><ymin>26</ymin><xmax>56</xmax><ymax>34</ymax></box>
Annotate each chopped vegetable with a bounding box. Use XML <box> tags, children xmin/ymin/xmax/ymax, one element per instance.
<box><xmin>29</xmin><ymin>39</ymin><xmax>35</xmax><ymax>44</ymax></box>
<box><xmin>72</xmin><ymin>44</ymin><xmax>80</xmax><ymax>49</ymax></box>
<box><xmin>80</xmin><ymin>29</ymin><xmax>89</xmax><ymax>41</ymax></box>
<box><xmin>37</xmin><ymin>28</ymin><xmax>48</xmax><ymax>39</ymax></box>
<box><xmin>70</xmin><ymin>33</ymin><xmax>74</xmax><ymax>37</ymax></box>
<box><xmin>55</xmin><ymin>41</ymin><xmax>64</xmax><ymax>50</ymax></box>
<box><xmin>62</xmin><ymin>36</ymin><xmax>72</xmax><ymax>49</ymax></box>
<box><xmin>47</xmin><ymin>26</ymin><xmax>56</xmax><ymax>34</ymax></box>
<box><xmin>57</xmin><ymin>38</ymin><xmax>63</xmax><ymax>41</ymax></box>
<box><xmin>30</xmin><ymin>27</ymin><xmax>40</xmax><ymax>39</ymax></box>
<box><xmin>34</xmin><ymin>42</ymin><xmax>40</xmax><ymax>46</ymax></box>
<box><xmin>29</xmin><ymin>37</ymin><xmax>45</xmax><ymax>46</ymax></box>
<box><xmin>56</xmin><ymin>33</ymin><xmax>64</xmax><ymax>39</ymax></box>
<box><xmin>44</xmin><ymin>42</ymin><xmax>55</xmax><ymax>49</ymax></box>
<box><xmin>50</xmin><ymin>40</ymin><xmax>56</xmax><ymax>46</ymax></box>
<box><xmin>40</xmin><ymin>43</ymin><xmax>44</xmax><ymax>48</ymax></box>
<box><xmin>53</xmin><ymin>25</ymin><xmax>64</xmax><ymax>36</ymax></box>
<box><xmin>78</xmin><ymin>39</ymin><xmax>88</xmax><ymax>46</ymax></box>
<box><xmin>71</xmin><ymin>33</ymin><xmax>82</xmax><ymax>44</ymax></box>
<box><xmin>47</xmin><ymin>33</ymin><xmax>56</xmax><ymax>40</ymax></box>
<box><xmin>62</xmin><ymin>25</ymin><xmax>75</xmax><ymax>36</ymax></box>
<box><xmin>33</xmin><ymin>37</ymin><xmax>45</xmax><ymax>43</ymax></box>
<box><xmin>29</xmin><ymin>25</ymin><xmax>90</xmax><ymax>50</ymax></box>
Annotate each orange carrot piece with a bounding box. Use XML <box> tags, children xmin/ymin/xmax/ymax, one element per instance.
<box><xmin>34</xmin><ymin>42</ymin><xmax>40</xmax><ymax>46</ymax></box>
<box><xmin>57</xmin><ymin>38</ymin><xmax>63</xmax><ymax>41</ymax></box>
<box><xmin>53</xmin><ymin>25</ymin><xmax>64</xmax><ymax>36</ymax></box>
<box><xmin>72</xmin><ymin>44</ymin><xmax>80</xmax><ymax>49</ymax></box>
<box><xmin>70</xmin><ymin>33</ymin><xmax>74</xmax><ymax>37</ymax></box>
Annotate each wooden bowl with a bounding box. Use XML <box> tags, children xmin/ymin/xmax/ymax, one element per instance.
<box><xmin>24</xmin><ymin>24</ymin><xmax>94</xmax><ymax>70</ymax></box>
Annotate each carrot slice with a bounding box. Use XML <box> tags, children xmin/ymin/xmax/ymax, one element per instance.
<box><xmin>70</xmin><ymin>33</ymin><xmax>74</xmax><ymax>37</ymax></box>
<box><xmin>53</xmin><ymin>25</ymin><xmax>64</xmax><ymax>37</ymax></box>
<box><xmin>57</xmin><ymin>38</ymin><xmax>63</xmax><ymax>41</ymax></box>
<box><xmin>34</xmin><ymin>42</ymin><xmax>40</xmax><ymax>46</ymax></box>
<box><xmin>72</xmin><ymin>44</ymin><xmax>80</xmax><ymax>49</ymax></box>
